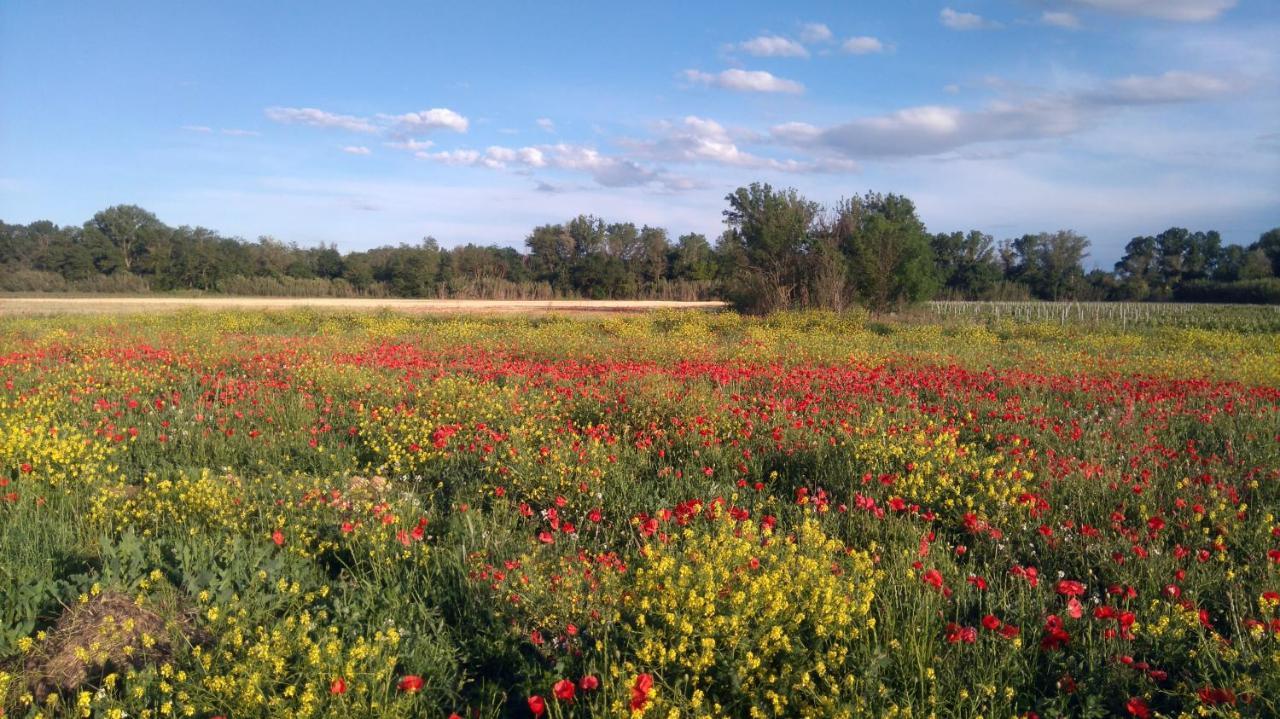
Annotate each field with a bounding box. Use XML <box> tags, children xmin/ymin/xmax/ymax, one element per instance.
<box><xmin>1</xmin><ymin>308</ymin><xmax>1278</xmax><ymax>719</ymax></box>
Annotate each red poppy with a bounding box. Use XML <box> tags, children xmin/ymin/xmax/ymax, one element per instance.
<box><xmin>1125</xmin><ymin>697</ymin><xmax>1150</xmax><ymax>718</ymax></box>
<box><xmin>1198</xmin><ymin>687</ymin><xmax>1236</xmax><ymax>706</ymax></box>
<box><xmin>1067</xmin><ymin>598</ymin><xmax>1084</xmax><ymax>619</ymax></box>
<box><xmin>630</xmin><ymin>673</ymin><xmax>654</xmax><ymax>711</ymax></box>
<box><xmin>329</xmin><ymin>677</ymin><xmax>347</xmax><ymax>695</ymax></box>
<box><xmin>553</xmin><ymin>679</ymin><xmax>575</xmax><ymax>702</ymax></box>
<box><xmin>527</xmin><ymin>695</ymin><xmax>546</xmax><ymax>717</ymax></box>
<box><xmin>1056</xmin><ymin>579</ymin><xmax>1086</xmax><ymax>597</ymax></box>
<box><xmin>397</xmin><ymin>675</ymin><xmax>424</xmax><ymax>693</ymax></box>
<box><xmin>1041</xmin><ymin>614</ymin><xmax>1071</xmax><ymax>650</ymax></box>
<box><xmin>579</xmin><ymin>674</ymin><xmax>599</xmax><ymax>692</ymax></box>
<box><xmin>922</xmin><ymin>568</ymin><xmax>945</xmax><ymax>590</ymax></box>
<box><xmin>272</xmin><ymin>529</ymin><xmax>285</xmax><ymax>546</ymax></box>
<box><xmin>981</xmin><ymin>614</ymin><xmax>1002</xmax><ymax>631</ymax></box>
<box><xmin>945</xmin><ymin>623</ymin><xmax>977</xmax><ymax>644</ymax></box>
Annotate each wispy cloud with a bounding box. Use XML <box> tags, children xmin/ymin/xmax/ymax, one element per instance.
<box><xmin>185</xmin><ymin>125</ymin><xmax>260</xmax><ymax>137</ymax></box>
<box><xmin>1067</xmin><ymin>0</ymin><xmax>1235</xmax><ymax>21</ymax></box>
<box><xmin>842</xmin><ymin>36</ymin><xmax>885</xmax><ymax>54</ymax></box>
<box><xmin>265</xmin><ymin>107</ymin><xmax>379</xmax><ymax>133</ymax></box>
<box><xmin>799</xmin><ymin>22</ymin><xmax>833</xmax><ymax>44</ymax></box>
<box><xmin>738</xmin><ymin>35</ymin><xmax>809</xmax><ymax>58</ymax></box>
<box><xmin>1041</xmin><ymin>11</ymin><xmax>1082</xmax><ymax>29</ymax></box>
<box><xmin>380</xmin><ymin>108</ymin><xmax>469</xmax><ymax>134</ymax></box>
<box><xmin>627</xmin><ymin>116</ymin><xmax>857</xmax><ymax>173</ymax></box>
<box><xmin>536</xmin><ymin>117</ymin><xmax>556</xmax><ymax>133</ymax></box>
<box><xmin>1083</xmin><ymin>70</ymin><xmax>1234</xmax><ymax>104</ymax></box>
<box><xmin>265</xmin><ymin>106</ymin><xmax>469</xmax><ymax>136</ymax></box>
<box><xmin>384</xmin><ymin>139</ymin><xmax>435</xmax><ymax>152</ymax></box>
<box><xmin>342</xmin><ymin>146</ymin><xmax>372</xmax><ymax>155</ymax></box>
<box><xmin>683</xmin><ymin>68</ymin><xmax>804</xmax><ymax>93</ymax></box>
<box><xmin>940</xmin><ymin>7</ymin><xmax>1000</xmax><ymax>30</ymax></box>
<box><xmin>771</xmin><ymin>70</ymin><xmax>1236</xmax><ymax>159</ymax></box>
<box><xmin>418</xmin><ymin>142</ymin><xmax>694</xmax><ymax>191</ymax></box>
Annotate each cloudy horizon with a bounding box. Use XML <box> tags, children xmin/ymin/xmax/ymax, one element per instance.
<box><xmin>1</xmin><ymin>0</ymin><xmax>1276</xmax><ymax>267</ymax></box>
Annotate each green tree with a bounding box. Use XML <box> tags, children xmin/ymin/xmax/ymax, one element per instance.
<box><xmin>836</xmin><ymin>192</ymin><xmax>937</xmax><ymax>311</ymax></box>
<box><xmin>1007</xmin><ymin>231</ymin><xmax>1090</xmax><ymax>301</ymax></box>
<box><xmin>1251</xmin><ymin>227</ymin><xmax>1280</xmax><ymax>276</ymax></box>
<box><xmin>636</xmin><ymin>226</ymin><xmax>669</xmax><ymax>285</ymax></box>
<box><xmin>670</xmin><ymin>233</ymin><xmax>715</xmax><ymax>281</ymax></box>
<box><xmin>931</xmin><ymin>230</ymin><xmax>1001</xmax><ymax>299</ymax></box>
<box><xmin>86</xmin><ymin>205</ymin><xmax>166</xmax><ymax>274</ymax></box>
<box><xmin>719</xmin><ymin>183</ymin><xmax>820</xmax><ymax>314</ymax></box>
<box><xmin>525</xmin><ymin>223</ymin><xmax>575</xmax><ymax>292</ymax></box>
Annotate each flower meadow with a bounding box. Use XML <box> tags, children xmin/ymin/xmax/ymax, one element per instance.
<box><xmin>1</xmin><ymin>308</ymin><xmax>1278</xmax><ymax>719</ymax></box>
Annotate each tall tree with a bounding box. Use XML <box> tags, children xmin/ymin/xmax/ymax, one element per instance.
<box><xmin>835</xmin><ymin>192</ymin><xmax>937</xmax><ymax>311</ymax></box>
<box><xmin>670</xmin><ymin>233</ymin><xmax>714</xmax><ymax>282</ymax></box>
<box><xmin>931</xmin><ymin>230</ymin><xmax>1001</xmax><ymax>299</ymax></box>
<box><xmin>86</xmin><ymin>205</ymin><xmax>165</xmax><ymax>274</ymax></box>
<box><xmin>1252</xmin><ymin>227</ymin><xmax>1280</xmax><ymax>277</ymax></box>
<box><xmin>1007</xmin><ymin>230</ymin><xmax>1090</xmax><ymax>301</ymax></box>
<box><xmin>719</xmin><ymin>183</ymin><xmax>819</xmax><ymax>313</ymax></box>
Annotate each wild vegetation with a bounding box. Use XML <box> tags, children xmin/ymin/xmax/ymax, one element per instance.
<box><xmin>4</xmin><ymin>186</ymin><xmax>1278</xmax><ymax>310</ymax></box>
<box><xmin>1</xmin><ymin>307</ymin><xmax>1278</xmax><ymax>718</ymax></box>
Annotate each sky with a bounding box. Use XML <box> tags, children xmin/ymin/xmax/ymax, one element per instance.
<box><xmin>1</xmin><ymin>0</ymin><xmax>1277</xmax><ymax>268</ymax></box>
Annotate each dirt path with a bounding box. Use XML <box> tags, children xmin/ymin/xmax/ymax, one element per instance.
<box><xmin>0</xmin><ymin>295</ymin><xmax>727</xmax><ymax>316</ymax></box>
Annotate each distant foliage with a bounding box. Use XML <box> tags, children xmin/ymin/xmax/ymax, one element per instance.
<box><xmin>1173</xmin><ymin>278</ymin><xmax>1280</xmax><ymax>305</ymax></box>
<box><xmin>2</xmin><ymin>199</ymin><xmax>1275</xmax><ymax>309</ymax></box>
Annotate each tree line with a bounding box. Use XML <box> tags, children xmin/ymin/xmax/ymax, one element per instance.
<box><xmin>2</xmin><ymin>184</ymin><xmax>1277</xmax><ymax>310</ymax></box>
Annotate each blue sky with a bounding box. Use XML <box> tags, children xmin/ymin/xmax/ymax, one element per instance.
<box><xmin>1</xmin><ymin>0</ymin><xmax>1277</xmax><ymax>267</ymax></box>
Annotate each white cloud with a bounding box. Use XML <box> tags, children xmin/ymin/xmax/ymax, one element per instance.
<box><xmin>267</xmin><ymin>106</ymin><xmax>469</xmax><ymax>139</ymax></box>
<box><xmin>739</xmin><ymin>35</ymin><xmax>809</xmax><ymax>57</ymax></box>
<box><xmin>1084</xmin><ymin>71</ymin><xmax>1233</xmax><ymax>104</ymax></box>
<box><xmin>635</xmin><ymin>116</ymin><xmax>758</xmax><ymax>166</ymax></box>
<box><xmin>536</xmin><ymin>117</ymin><xmax>555</xmax><ymax>132</ymax></box>
<box><xmin>185</xmin><ymin>125</ymin><xmax>260</xmax><ymax>136</ymax></box>
<box><xmin>426</xmin><ymin>149</ymin><xmax>482</xmax><ymax>166</ymax></box>
<box><xmin>382</xmin><ymin>108</ymin><xmax>469</xmax><ymax>134</ymax></box>
<box><xmin>842</xmin><ymin>36</ymin><xmax>885</xmax><ymax>54</ymax></box>
<box><xmin>771</xmin><ymin>70</ymin><xmax>1236</xmax><ymax>159</ymax></box>
<box><xmin>419</xmin><ymin>142</ymin><xmax>674</xmax><ymax>189</ymax></box>
<box><xmin>683</xmin><ymin>68</ymin><xmax>804</xmax><ymax>93</ymax></box>
<box><xmin>342</xmin><ymin>146</ymin><xmax>372</xmax><ymax>155</ymax></box>
<box><xmin>518</xmin><ymin>147</ymin><xmax>547</xmax><ymax>167</ymax></box>
<box><xmin>799</xmin><ymin>23</ymin><xmax>833</xmax><ymax>44</ymax></box>
<box><xmin>265</xmin><ymin>107</ymin><xmax>378</xmax><ymax>133</ymax></box>
<box><xmin>940</xmin><ymin>7</ymin><xmax>999</xmax><ymax>30</ymax></box>
<box><xmin>1067</xmin><ymin>0</ymin><xmax>1235</xmax><ymax>21</ymax></box>
<box><xmin>1042</xmin><ymin>11</ymin><xmax>1082</xmax><ymax>29</ymax></box>
<box><xmin>385</xmin><ymin>138</ymin><xmax>435</xmax><ymax>152</ymax></box>
<box><xmin>628</xmin><ymin>116</ymin><xmax>858</xmax><ymax>174</ymax></box>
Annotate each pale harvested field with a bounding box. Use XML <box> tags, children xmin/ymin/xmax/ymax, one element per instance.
<box><xmin>0</xmin><ymin>295</ymin><xmax>726</xmax><ymax>316</ymax></box>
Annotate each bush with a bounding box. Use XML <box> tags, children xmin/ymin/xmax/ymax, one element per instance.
<box><xmin>1172</xmin><ymin>278</ymin><xmax>1280</xmax><ymax>304</ymax></box>
<box><xmin>616</xmin><ymin>503</ymin><xmax>877</xmax><ymax>718</ymax></box>
<box><xmin>0</xmin><ymin>269</ymin><xmax>70</xmax><ymax>293</ymax></box>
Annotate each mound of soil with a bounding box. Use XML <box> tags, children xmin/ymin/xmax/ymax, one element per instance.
<box><xmin>21</xmin><ymin>591</ymin><xmax>193</xmax><ymax>702</ymax></box>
